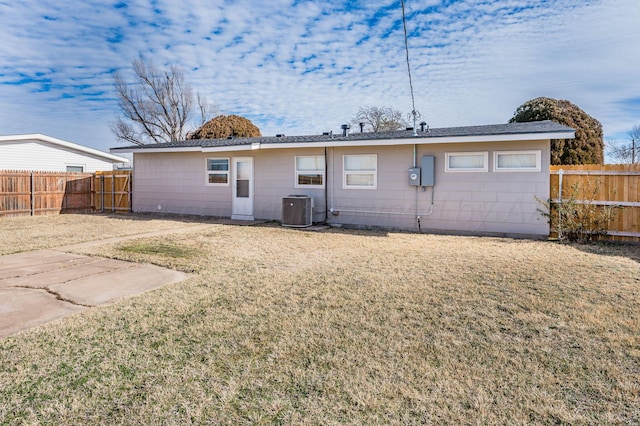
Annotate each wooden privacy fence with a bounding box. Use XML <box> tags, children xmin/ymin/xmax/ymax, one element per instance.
<box><xmin>550</xmin><ymin>164</ymin><xmax>640</xmax><ymax>242</ymax></box>
<box><xmin>0</xmin><ymin>170</ymin><xmax>131</xmax><ymax>217</ymax></box>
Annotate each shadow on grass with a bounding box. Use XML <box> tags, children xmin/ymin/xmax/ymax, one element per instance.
<box><xmin>568</xmin><ymin>241</ymin><xmax>640</xmax><ymax>265</ymax></box>
<box><xmin>74</xmin><ymin>211</ymin><xmax>234</xmax><ymax>225</ymax></box>
<box><xmin>81</xmin><ymin>212</ymin><xmax>395</xmax><ymax>238</ymax></box>
<box><xmin>74</xmin><ymin>212</ymin><xmax>640</xmax><ymax>264</ymax></box>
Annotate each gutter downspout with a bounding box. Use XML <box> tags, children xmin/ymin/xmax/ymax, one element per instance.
<box><xmin>330</xmin><ymin>147</ymin><xmax>335</xmax><ymax>213</ymax></box>
<box><xmin>323</xmin><ymin>146</ymin><xmax>328</xmax><ymax>223</ymax></box>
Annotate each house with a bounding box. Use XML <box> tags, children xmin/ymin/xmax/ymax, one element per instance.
<box><xmin>0</xmin><ymin>134</ymin><xmax>128</xmax><ymax>172</ymax></box>
<box><xmin>111</xmin><ymin>120</ymin><xmax>574</xmax><ymax>238</ymax></box>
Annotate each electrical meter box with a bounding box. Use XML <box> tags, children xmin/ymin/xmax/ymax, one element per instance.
<box><xmin>408</xmin><ymin>167</ymin><xmax>421</xmax><ymax>186</ymax></box>
<box><xmin>421</xmin><ymin>155</ymin><xmax>435</xmax><ymax>186</ymax></box>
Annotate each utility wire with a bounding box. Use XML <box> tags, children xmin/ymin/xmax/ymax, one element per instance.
<box><xmin>400</xmin><ymin>0</ymin><xmax>418</xmax><ymax>134</ymax></box>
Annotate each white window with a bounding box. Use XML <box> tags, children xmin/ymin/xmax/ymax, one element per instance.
<box><xmin>343</xmin><ymin>154</ymin><xmax>377</xmax><ymax>189</ymax></box>
<box><xmin>494</xmin><ymin>150</ymin><xmax>541</xmax><ymax>172</ymax></box>
<box><xmin>445</xmin><ymin>152</ymin><xmax>488</xmax><ymax>172</ymax></box>
<box><xmin>206</xmin><ymin>158</ymin><xmax>230</xmax><ymax>185</ymax></box>
<box><xmin>295</xmin><ymin>156</ymin><xmax>325</xmax><ymax>188</ymax></box>
<box><xmin>66</xmin><ymin>165</ymin><xmax>84</xmax><ymax>173</ymax></box>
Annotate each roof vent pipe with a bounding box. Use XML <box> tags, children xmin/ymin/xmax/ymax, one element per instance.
<box><xmin>341</xmin><ymin>124</ymin><xmax>350</xmax><ymax>137</ymax></box>
<box><xmin>420</xmin><ymin>121</ymin><xmax>427</xmax><ymax>132</ymax></box>
<box><xmin>359</xmin><ymin>122</ymin><xmax>365</xmax><ymax>133</ymax></box>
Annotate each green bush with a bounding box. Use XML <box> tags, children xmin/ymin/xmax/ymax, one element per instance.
<box><xmin>537</xmin><ymin>179</ymin><xmax>618</xmax><ymax>242</ymax></box>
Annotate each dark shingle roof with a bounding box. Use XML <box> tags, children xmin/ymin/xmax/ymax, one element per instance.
<box><xmin>112</xmin><ymin>120</ymin><xmax>574</xmax><ymax>151</ymax></box>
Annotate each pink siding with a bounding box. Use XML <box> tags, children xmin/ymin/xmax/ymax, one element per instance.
<box><xmin>132</xmin><ymin>139</ymin><xmax>550</xmax><ymax>237</ymax></box>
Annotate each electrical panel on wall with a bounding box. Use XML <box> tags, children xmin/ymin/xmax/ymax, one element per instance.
<box><xmin>408</xmin><ymin>167</ymin><xmax>421</xmax><ymax>186</ymax></box>
<box><xmin>421</xmin><ymin>155</ymin><xmax>435</xmax><ymax>186</ymax></box>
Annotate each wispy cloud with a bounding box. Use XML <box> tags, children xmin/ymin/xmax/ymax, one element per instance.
<box><xmin>0</xmin><ymin>0</ymin><xmax>638</xmax><ymax>150</ymax></box>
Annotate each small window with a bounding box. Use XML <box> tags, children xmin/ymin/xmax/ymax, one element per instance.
<box><xmin>295</xmin><ymin>156</ymin><xmax>325</xmax><ymax>188</ymax></box>
<box><xmin>66</xmin><ymin>165</ymin><xmax>84</xmax><ymax>173</ymax></box>
<box><xmin>445</xmin><ymin>152</ymin><xmax>488</xmax><ymax>172</ymax></box>
<box><xmin>206</xmin><ymin>158</ymin><xmax>230</xmax><ymax>185</ymax></box>
<box><xmin>494</xmin><ymin>150</ymin><xmax>541</xmax><ymax>172</ymax></box>
<box><xmin>344</xmin><ymin>154</ymin><xmax>377</xmax><ymax>189</ymax></box>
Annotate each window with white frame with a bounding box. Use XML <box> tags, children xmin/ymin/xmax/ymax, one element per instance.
<box><xmin>343</xmin><ymin>154</ymin><xmax>377</xmax><ymax>189</ymax></box>
<box><xmin>66</xmin><ymin>165</ymin><xmax>84</xmax><ymax>173</ymax></box>
<box><xmin>494</xmin><ymin>150</ymin><xmax>541</xmax><ymax>172</ymax></box>
<box><xmin>206</xmin><ymin>158</ymin><xmax>230</xmax><ymax>185</ymax></box>
<box><xmin>445</xmin><ymin>152</ymin><xmax>488</xmax><ymax>172</ymax></box>
<box><xmin>295</xmin><ymin>155</ymin><xmax>325</xmax><ymax>188</ymax></box>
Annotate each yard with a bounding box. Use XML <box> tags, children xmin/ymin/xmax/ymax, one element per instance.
<box><xmin>1</xmin><ymin>214</ymin><xmax>639</xmax><ymax>424</ymax></box>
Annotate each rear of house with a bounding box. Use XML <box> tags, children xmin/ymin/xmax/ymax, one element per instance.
<box><xmin>113</xmin><ymin>121</ymin><xmax>574</xmax><ymax>238</ymax></box>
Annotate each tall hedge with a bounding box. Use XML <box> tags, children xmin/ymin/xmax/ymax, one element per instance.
<box><xmin>190</xmin><ymin>115</ymin><xmax>261</xmax><ymax>139</ymax></box>
<box><xmin>509</xmin><ymin>97</ymin><xmax>603</xmax><ymax>165</ymax></box>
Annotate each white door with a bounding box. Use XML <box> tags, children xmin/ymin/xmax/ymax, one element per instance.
<box><xmin>231</xmin><ymin>157</ymin><xmax>254</xmax><ymax>220</ymax></box>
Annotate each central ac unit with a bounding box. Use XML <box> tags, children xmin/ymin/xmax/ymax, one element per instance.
<box><xmin>282</xmin><ymin>195</ymin><xmax>313</xmax><ymax>227</ymax></box>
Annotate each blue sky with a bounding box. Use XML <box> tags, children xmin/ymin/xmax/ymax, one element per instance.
<box><xmin>0</xmin><ymin>0</ymin><xmax>639</xmax><ymax>153</ymax></box>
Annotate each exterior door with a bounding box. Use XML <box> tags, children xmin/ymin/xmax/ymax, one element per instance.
<box><xmin>231</xmin><ymin>157</ymin><xmax>254</xmax><ymax>220</ymax></box>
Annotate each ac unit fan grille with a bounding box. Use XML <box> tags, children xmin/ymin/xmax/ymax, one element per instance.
<box><xmin>282</xmin><ymin>195</ymin><xmax>312</xmax><ymax>227</ymax></box>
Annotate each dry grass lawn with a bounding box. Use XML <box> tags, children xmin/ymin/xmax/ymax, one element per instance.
<box><xmin>1</xmin><ymin>214</ymin><xmax>639</xmax><ymax>424</ymax></box>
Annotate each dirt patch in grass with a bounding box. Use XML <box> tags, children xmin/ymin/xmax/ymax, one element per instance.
<box><xmin>0</xmin><ymin>216</ymin><xmax>639</xmax><ymax>424</ymax></box>
<box><xmin>107</xmin><ymin>238</ymin><xmax>206</xmax><ymax>273</ymax></box>
<box><xmin>120</xmin><ymin>242</ymin><xmax>195</xmax><ymax>258</ymax></box>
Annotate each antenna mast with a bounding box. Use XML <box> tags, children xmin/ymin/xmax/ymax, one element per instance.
<box><xmin>401</xmin><ymin>0</ymin><xmax>421</xmax><ymax>136</ymax></box>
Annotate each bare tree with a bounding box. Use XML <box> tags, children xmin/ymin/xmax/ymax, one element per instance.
<box><xmin>196</xmin><ymin>93</ymin><xmax>218</xmax><ymax>127</ymax></box>
<box><xmin>608</xmin><ymin>125</ymin><xmax>638</xmax><ymax>164</ymax></box>
<box><xmin>351</xmin><ymin>106</ymin><xmax>407</xmax><ymax>133</ymax></box>
<box><xmin>111</xmin><ymin>56</ymin><xmax>212</xmax><ymax>145</ymax></box>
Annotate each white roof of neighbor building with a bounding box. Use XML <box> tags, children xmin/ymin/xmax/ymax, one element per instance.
<box><xmin>0</xmin><ymin>134</ymin><xmax>129</xmax><ymax>164</ymax></box>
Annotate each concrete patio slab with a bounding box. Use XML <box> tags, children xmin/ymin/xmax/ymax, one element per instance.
<box><xmin>1</xmin><ymin>258</ymin><xmax>134</xmax><ymax>288</ymax></box>
<box><xmin>0</xmin><ymin>250</ymin><xmax>189</xmax><ymax>339</ymax></box>
<box><xmin>0</xmin><ymin>250</ymin><xmax>92</xmax><ymax>280</ymax></box>
<box><xmin>49</xmin><ymin>262</ymin><xmax>186</xmax><ymax>306</ymax></box>
<box><xmin>0</xmin><ymin>287</ymin><xmax>85</xmax><ymax>338</ymax></box>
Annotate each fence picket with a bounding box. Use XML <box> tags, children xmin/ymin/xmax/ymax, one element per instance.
<box><xmin>550</xmin><ymin>164</ymin><xmax>640</xmax><ymax>242</ymax></box>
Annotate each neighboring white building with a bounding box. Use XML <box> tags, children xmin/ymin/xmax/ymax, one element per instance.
<box><xmin>0</xmin><ymin>134</ymin><xmax>128</xmax><ymax>172</ymax></box>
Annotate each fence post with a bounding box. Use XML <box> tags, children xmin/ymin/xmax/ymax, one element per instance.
<box><xmin>30</xmin><ymin>172</ymin><xmax>34</xmax><ymax>216</ymax></box>
<box><xmin>111</xmin><ymin>173</ymin><xmax>115</xmax><ymax>212</ymax></box>
<box><xmin>557</xmin><ymin>169</ymin><xmax>564</xmax><ymax>240</ymax></box>
<box><xmin>100</xmin><ymin>174</ymin><xmax>105</xmax><ymax>212</ymax></box>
